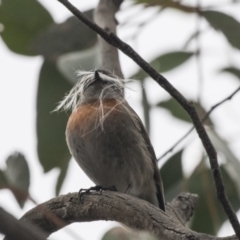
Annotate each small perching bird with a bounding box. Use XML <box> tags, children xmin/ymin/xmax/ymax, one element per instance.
<box><xmin>56</xmin><ymin>69</ymin><xmax>165</xmax><ymax>211</ymax></box>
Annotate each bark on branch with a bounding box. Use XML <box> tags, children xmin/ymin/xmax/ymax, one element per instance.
<box><xmin>94</xmin><ymin>0</ymin><xmax>124</xmax><ymax>77</ymax></box>
<box><xmin>0</xmin><ymin>192</ymin><xmax>233</xmax><ymax>240</ymax></box>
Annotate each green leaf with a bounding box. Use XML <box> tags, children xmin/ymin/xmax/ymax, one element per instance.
<box><xmin>186</xmin><ymin>160</ymin><xmax>240</xmax><ymax>235</ymax></box>
<box><xmin>133</xmin><ymin>51</ymin><xmax>194</xmax><ymax>80</ymax></box>
<box><xmin>157</xmin><ymin>98</ymin><xmax>191</xmax><ymax>122</ymax></box>
<box><xmin>206</xmin><ymin>128</ymin><xmax>240</xmax><ymax>196</ymax></box>
<box><xmin>151</xmin><ymin>51</ymin><xmax>194</xmax><ymax>72</ymax></box>
<box><xmin>156</xmin><ymin>98</ymin><xmax>213</xmax><ymax>125</ymax></box>
<box><xmin>0</xmin><ymin>169</ymin><xmax>7</xmax><ymax>189</ymax></box>
<box><xmin>31</xmin><ymin>11</ymin><xmax>97</xmax><ymax>60</ymax></box>
<box><xmin>57</xmin><ymin>45</ymin><xmax>100</xmax><ymax>84</ymax></box>
<box><xmin>37</xmin><ymin>60</ymin><xmax>72</xmax><ymax>193</ymax></box>
<box><xmin>55</xmin><ymin>160</ymin><xmax>69</xmax><ymax>196</ymax></box>
<box><xmin>0</xmin><ymin>0</ymin><xmax>54</xmax><ymax>55</ymax></box>
<box><xmin>160</xmin><ymin>149</ymin><xmax>184</xmax><ymax>201</ymax></box>
<box><xmin>202</xmin><ymin>11</ymin><xmax>240</xmax><ymax>50</ymax></box>
<box><xmin>220</xmin><ymin>165</ymin><xmax>240</xmax><ymax>214</ymax></box>
<box><xmin>133</xmin><ymin>0</ymin><xmax>197</xmax><ymax>13</ymax></box>
<box><xmin>220</xmin><ymin>67</ymin><xmax>240</xmax><ymax>80</ymax></box>
<box><xmin>4</xmin><ymin>152</ymin><xmax>30</xmax><ymax>208</ymax></box>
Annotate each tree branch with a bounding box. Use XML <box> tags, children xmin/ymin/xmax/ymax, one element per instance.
<box><xmin>94</xmin><ymin>0</ymin><xmax>124</xmax><ymax>78</ymax></box>
<box><xmin>0</xmin><ymin>208</ymin><xmax>47</xmax><ymax>240</ymax></box>
<box><xmin>1</xmin><ymin>192</ymin><xmax>233</xmax><ymax>240</ymax></box>
<box><xmin>56</xmin><ymin>0</ymin><xmax>240</xmax><ymax>237</ymax></box>
<box><xmin>158</xmin><ymin>86</ymin><xmax>240</xmax><ymax>161</ymax></box>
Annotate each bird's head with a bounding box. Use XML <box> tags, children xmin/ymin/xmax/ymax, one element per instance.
<box><xmin>55</xmin><ymin>69</ymin><xmax>125</xmax><ymax>111</ymax></box>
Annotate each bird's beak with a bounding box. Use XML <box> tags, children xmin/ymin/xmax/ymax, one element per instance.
<box><xmin>94</xmin><ymin>70</ymin><xmax>101</xmax><ymax>81</ymax></box>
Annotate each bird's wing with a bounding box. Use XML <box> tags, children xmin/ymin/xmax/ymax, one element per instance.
<box><xmin>124</xmin><ymin>102</ymin><xmax>165</xmax><ymax>211</ymax></box>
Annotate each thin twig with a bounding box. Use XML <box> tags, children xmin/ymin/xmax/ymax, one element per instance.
<box><xmin>158</xmin><ymin>86</ymin><xmax>240</xmax><ymax>161</ymax></box>
<box><xmin>123</xmin><ymin>9</ymin><xmax>161</xmax><ymax>41</ymax></box>
<box><xmin>196</xmin><ymin>0</ymin><xmax>203</xmax><ymax>104</ymax></box>
<box><xmin>158</xmin><ymin>127</ymin><xmax>193</xmax><ymax>161</ymax></box>
<box><xmin>56</xmin><ymin>0</ymin><xmax>240</xmax><ymax>238</ymax></box>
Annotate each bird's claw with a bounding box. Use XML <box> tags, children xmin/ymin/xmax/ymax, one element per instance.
<box><xmin>78</xmin><ymin>185</ymin><xmax>117</xmax><ymax>203</ymax></box>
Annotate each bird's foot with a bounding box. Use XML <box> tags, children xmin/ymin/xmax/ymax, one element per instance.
<box><xmin>78</xmin><ymin>185</ymin><xmax>117</xmax><ymax>202</ymax></box>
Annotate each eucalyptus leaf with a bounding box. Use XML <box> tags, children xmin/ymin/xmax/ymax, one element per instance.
<box><xmin>133</xmin><ymin>0</ymin><xmax>197</xmax><ymax>13</ymax></box>
<box><xmin>133</xmin><ymin>51</ymin><xmax>194</xmax><ymax>80</ymax></box>
<box><xmin>156</xmin><ymin>98</ymin><xmax>212</xmax><ymax>125</ymax></box>
<box><xmin>202</xmin><ymin>11</ymin><xmax>240</xmax><ymax>50</ymax></box>
<box><xmin>206</xmin><ymin>128</ymin><xmax>240</xmax><ymax>196</ymax></box>
<box><xmin>160</xmin><ymin>149</ymin><xmax>184</xmax><ymax>201</ymax></box>
<box><xmin>220</xmin><ymin>67</ymin><xmax>240</xmax><ymax>80</ymax></box>
<box><xmin>31</xmin><ymin>11</ymin><xmax>97</xmax><ymax>60</ymax></box>
<box><xmin>0</xmin><ymin>169</ymin><xmax>7</xmax><ymax>189</ymax></box>
<box><xmin>37</xmin><ymin>60</ymin><xmax>72</xmax><ymax>194</ymax></box>
<box><xmin>156</xmin><ymin>98</ymin><xmax>191</xmax><ymax>122</ymax></box>
<box><xmin>186</xmin><ymin>159</ymin><xmax>240</xmax><ymax>235</ymax></box>
<box><xmin>55</xmin><ymin>160</ymin><xmax>69</xmax><ymax>196</ymax></box>
<box><xmin>4</xmin><ymin>152</ymin><xmax>30</xmax><ymax>208</ymax></box>
<box><xmin>57</xmin><ymin>45</ymin><xmax>100</xmax><ymax>84</ymax></box>
<box><xmin>0</xmin><ymin>0</ymin><xmax>53</xmax><ymax>55</ymax></box>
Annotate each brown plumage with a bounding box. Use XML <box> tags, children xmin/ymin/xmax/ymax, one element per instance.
<box><xmin>59</xmin><ymin>70</ymin><xmax>165</xmax><ymax>211</ymax></box>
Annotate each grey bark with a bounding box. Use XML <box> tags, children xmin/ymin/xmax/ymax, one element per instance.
<box><xmin>94</xmin><ymin>0</ymin><xmax>124</xmax><ymax>78</ymax></box>
<box><xmin>4</xmin><ymin>192</ymin><xmax>233</xmax><ymax>240</ymax></box>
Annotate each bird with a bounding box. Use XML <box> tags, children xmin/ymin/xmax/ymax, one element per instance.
<box><xmin>56</xmin><ymin>69</ymin><xmax>165</xmax><ymax>211</ymax></box>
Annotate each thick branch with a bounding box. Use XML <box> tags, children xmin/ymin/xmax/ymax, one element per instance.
<box><xmin>2</xmin><ymin>192</ymin><xmax>231</xmax><ymax>240</ymax></box>
<box><xmin>94</xmin><ymin>0</ymin><xmax>124</xmax><ymax>77</ymax></box>
<box><xmin>56</xmin><ymin>0</ymin><xmax>240</xmax><ymax>237</ymax></box>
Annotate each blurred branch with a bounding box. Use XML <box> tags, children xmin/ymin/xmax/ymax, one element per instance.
<box><xmin>158</xmin><ymin>86</ymin><xmax>240</xmax><ymax>161</ymax></box>
<box><xmin>94</xmin><ymin>0</ymin><xmax>124</xmax><ymax>78</ymax></box>
<box><xmin>122</xmin><ymin>8</ymin><xmax>161</xmax><ymax>41</ymax></box>
<box><xmin>196</xmin><ymin>0</ymin><xmax>203</xmax><ymax>104</ymax></box>
<box><xmin>0</xmin><ymin>208</ymin><xmax>47</xmax><ymax>240</ymax></box>
<box><xmin>56</xmin><ymin>0</ymin><xmax>240</xmax><ymax>237</ymax></box>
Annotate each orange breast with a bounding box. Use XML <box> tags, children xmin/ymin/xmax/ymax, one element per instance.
<box><xmin>67</xmin><ymin>99</ymin><xmax>119</xmax><ymax>134</ymax></box>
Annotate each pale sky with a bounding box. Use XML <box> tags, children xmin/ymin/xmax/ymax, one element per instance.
<box><xmin>1</xmin><ymin>0</ymin><xmax>240</xmax><ymax>239</ymax></box>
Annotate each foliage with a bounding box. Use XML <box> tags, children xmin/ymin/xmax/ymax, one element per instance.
<box><xmin>1</xmin><ymin>0</ymin><xmax>240</xmax><ymax>237</ymax></box>
<box><xmin>0</xmin><ymin>0</ymin><xmax>97</xmax><ymax>198</ymax></box>
<box><xmin>0</xmin><ymin>152</ymin><xmax>30</xmax><ymax>208</ymax></box>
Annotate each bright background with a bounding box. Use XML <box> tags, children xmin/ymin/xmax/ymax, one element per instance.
<box><xmin>1</xmin><ymin>0</ymin><xmax>240</xmax><ymax>239</ymax></box>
